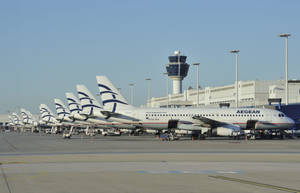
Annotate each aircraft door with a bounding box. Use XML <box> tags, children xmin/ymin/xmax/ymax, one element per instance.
<box><xmin>246</xmin><ymin>120</ymin><xmax>257</xmax><ymax>130</ymax></box>
<box><xmin>168</xmin><ymin>120</ymin><xmax>178</xmax><ymax>129</ymax></box>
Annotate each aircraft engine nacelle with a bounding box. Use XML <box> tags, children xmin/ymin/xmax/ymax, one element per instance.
<box><xmin>213</xmin><ymin>125</ymin><xmax>241</xmax><ymax>136</ymax></box>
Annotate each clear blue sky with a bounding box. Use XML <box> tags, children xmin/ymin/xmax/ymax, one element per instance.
<box><xmin>1</xmin><ymin>0</ymin><xmax>299</xmax><ymax>114</ymax></box>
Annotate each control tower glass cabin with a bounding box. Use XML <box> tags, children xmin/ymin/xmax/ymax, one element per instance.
<box><xmin>165</xmin><ymin>51</ymin><xmax>190</xmax><ymax>94</ymax></box>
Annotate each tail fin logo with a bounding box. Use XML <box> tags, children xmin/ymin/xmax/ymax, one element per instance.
<box><xmin>66</xmin><ymin>98</ymin><xmax>81</xmax><ymax>114</ymax></box>
<box><xmin>21</xmin><ymin>111</ymin><xmax>31</xmax><ymax>124</ymax></box>
<box><xmin>40</xmin><ymin>108</ymin><xmax>55</xmax><ymax>123</ymax></box>
<box><xmin>21</xmin><ymin>111</ymin><xmax>28</xmax><ymax>119</ymax></box>
<box><xmin>78</xmin><ymin>91</ymin><xmax>101</xmax><ymax>116</ymax></box>
<box><xmin>98</xmin><ymin>84</ymin><xmax>128</xmax><ymax>113</ymax></box>
<box><xmin>55</xmin><ymin>103</ymin><xmax>70</xmax><ymax>117</ymax></box>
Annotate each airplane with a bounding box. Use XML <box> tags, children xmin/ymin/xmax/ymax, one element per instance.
<box><xmin>54</xmin><ymin>98</ymin><xmax>90</xmax><ymax>127</ymax></box>
<box><xmin>65</xmin><ymin>91</ymin><xmax>111</xmax><ymax>136</ymax></box>
<box><xmin>20</xmin><ymin>108</ymin><xmax>38</xmax><ymax>132</ymax></box>
<box><xmin>11</xmin><ymin>113</ymin><xmax>23</xmax><ymax>126</ymax></box>
<box><xmin>54</xmin><ymin>98</ymin><xmax>74</xmax><ymax>123</ymax></box>
<box><xmin>95</xmin><ymin>76</ymin><xmax>295</xmax><ymax>138</ymax></box>
<box><xmin>39</xmin><ymin>104</ymin><xmax>62</xmax><ymax>133</ymax></box>
<box><xmin>8</xmin><ymin>113</ymin><xmax>24</xmax><ymax>132</ymax></box>
<box><xmin>76</xmin><ymin>84</ymin><xmax>138</xmax><ymax>131</ymax></box>
<box><xmin>39</xmin><ymin>104</ymin><xmax>59</xmax><ymax>125</ymax></box>
<box><xmin>65</xmin><ymin>92</ymin><xmax>86</xmax><ymax>121</ymax></box>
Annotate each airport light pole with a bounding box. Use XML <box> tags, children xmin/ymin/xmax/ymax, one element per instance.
<box><xmin>279</xmin><ymin>33</ymin><xmax>291</xmax><ymax>105</ymax></box>
<box><xmin>129</xmin><ymin>83</ymin><xmax>134</xmax><ymax>105</ymax></box>
<box><xmin>230</xmin><ymin>49</ymin><xmax>240</xmax><ymax>108</ymax></box>
<box><xmin>193</xmin><ymin>63</ymin><xmax>200</xmax><ymax>107</ymax></box>
<box><xmin>145</xmin><ymin>78</ymin><xmax>151</xmax><ymax>107</ymax></box>
<box><xmin>164</xmin><ymin>72</ymin><xmax>169</xmax><ymax>108</ymax></box>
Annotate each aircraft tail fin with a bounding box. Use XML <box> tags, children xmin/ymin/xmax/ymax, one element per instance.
<box><xmin>76</xmin><ymin>84</ymin><xmax>102</xmax><ymax>116</ymax></box>
<box><xmin>12</xmin><ymin>113</ymin><xmax>22</xmax><ymax>125</ymax></box>
<box><xmin>20</xmin><ymin>108</ymin><xmax>33</xmax><ymax>124</ymax></box>
<box><xmin>65</xmin><ymin>92</ymin><xmax>82</xmax><ymax>116</ymax></box>
<box><xmin>96</xmin><ymin>76</ymin><xmax>134</xmax><ymax>113</ymax></box>
<box><xmin>39</xmin><ymin>104</ymin><xmax>57</xmax><ymax>124</ymax></box>
<box><xmin>54</xmin><ymin>98</ymin><xmax>71</xmax><ymax>119</ymax></box>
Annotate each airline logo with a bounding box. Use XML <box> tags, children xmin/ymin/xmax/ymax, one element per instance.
<box><xmin>40</xmin><ymin>108</ymin><xmax>55</xmax><ymax>123</ymax></box>
<box><xmin>55</xmin><ymin>103</ymin><xmax>70</xmax><ymax>116</ymax></box>
<box><xmin>66</xmin><ymin>97</ymin><xmax>81</xmax><ymax>113</ymax></box>
<box><xmin>78</xmin><ymin>91</ymin><xmax>101</xmax><ymax>116</ymax></box>
<box><xmin>21</xmin><ymin>111</ymin><xmax>31</xmax><ymax>124</ymax></box>
<box><xmin>98</xmin><ymin>84</ymin><xmax>127</xmax><ymax>113</ymax></box>
<box><xmin>236</xmin><ymin>110</ymin><xmax>260</xmax><ymax>114</ymax></box>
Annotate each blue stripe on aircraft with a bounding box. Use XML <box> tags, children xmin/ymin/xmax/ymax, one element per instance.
<box><xmin>82</xmin><ymin>104</ymin><xmax>101</xmax><ymax>109</ymax></box>
<box><xmin>79</xmin><ymin>97</ymin><xmax>92</xmax><ymax>101</ymax></box>
<box><xmin>102</xmin><ymin>99</ymin><xmax>128</xmax><ymax>105</ymax></box>
<box><xmin>67</xmin><ymin>98</ymin><xmax>76</xmax><ymax>102</ymax></box>
<box><xmin>70</xmin><ymin>108</ymin><xmax>81</xmax><ymax>112</ymax></box>
<box><xmin>68</xmin><ymin>102</ymin><xmax>78</xmax><ymax>106</ymax></box>
<box><xmin>100</xmin><ymin>90</ymin><xmax>118</xmax><ymax>95</ymax></box>
<box><xmin>98</xmin><ymin>84</ymin><xmax>111</xmax><ymax>91</ymax></box>
<box><xmin>77</xmin><ymin>91</ymin><xmax>89</xmax><ymax>97</ymax></box>
<box><xmin>57</xmin><ymin>112</ymin><xmax>70</xmax><ymax>115</ymax></box>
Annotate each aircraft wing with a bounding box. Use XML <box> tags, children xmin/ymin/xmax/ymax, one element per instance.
<box><xmin>192</xmin><ymin>115</ymin><xmax>226</xmax><ymax>128</ymax></box>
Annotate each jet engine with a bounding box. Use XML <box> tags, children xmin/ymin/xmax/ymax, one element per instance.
<box><xmin>212</xmin><ymin>124</ymin><xmax>241</xmax><ymax>136</ymax></box>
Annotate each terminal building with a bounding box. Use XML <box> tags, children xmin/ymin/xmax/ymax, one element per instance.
<box><xmin>146</xmin><ymin>79</ymin><xmax>300</xmax><ymax>108</ymax></box>
<box><xmin>146</xmin><ymin>51</ymin><xmax>300</xmax><ymax>108</ymax></box>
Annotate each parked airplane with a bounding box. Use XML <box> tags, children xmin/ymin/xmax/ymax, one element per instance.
<box><xmin>39</xmin><ymin>104</ymin><xmax>60</xmax><ymax>126</ymax></box>
<box><xmin>54</xmin><ymin>98</ymin><xmax>73</xmax><ymax>122</ymax></box>
<box><xmin>65</xmin><ymin>92</ymin><xmax>85</xmax><ymax>121</ymax></box>
<box><xmin>20</xmin><ymin>108</ymin><xmax>38</xmax><ymax>132</ymax></box>
<box><xmin>11</xmin><ymin>113</ymin><xmax>23</xmax><ymax>126</ymax></box>
<box><xmin>20</xmin><ymin>108</ymin><xmax>38</xmax><ymax>126</ymax></box>
<box><xmin>54</xmin><ymin>98</ymin><xmax>91</xmax><ymax>126</ymax></box>
<box><xmin>65</xmin><ymin>92</ymin><xmax>105</xmax><ymax>136</ymax></box>
<box><xmin>76</xmin><ymin>85</ymin><xmax>137</xmax><ymax>130</ymax></box>
<box><xmin>95</xmin><ymin>76</ymin><xmax>295</xmax><ymax>137</ymax></box>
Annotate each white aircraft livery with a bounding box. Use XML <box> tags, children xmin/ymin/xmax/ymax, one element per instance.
<box><xmin>39</xmin><ymin>104</ymin><xmax>59</xmax><ymax>126</ymax></box>
<box><xmin>20</xmin><ymin>108</ymin><xmax>38</xmax><ymax>127</ymax></box>
<box><xmin>54</xmin><ymin>98</ymin><xmax>73</xmax><ymax>122</ymax></box>
<box><xmin>96</xmin><ymin>76</ymin><xmax>295</xmax><ymax>136</ymax></box>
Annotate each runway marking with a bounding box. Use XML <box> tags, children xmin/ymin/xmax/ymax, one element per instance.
<box><xmin>0</xmin><ymin>163</ymin><xmax>12</xmax><ymax>193</ymax></box>
<box><xmin>210</xmin><ymin>175</ymin><xmax>300</xmax><ymax>193</ymax></box>
<box><xmin>138</xmin><ymin>170</ymin><xmax>242</xmax><ymax>174</ymax></box>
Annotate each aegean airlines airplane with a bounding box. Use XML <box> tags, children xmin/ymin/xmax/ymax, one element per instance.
<box><xmin>96</xmin><ymin>76</ymin><xmax>295</xmax><ymax>137</ymax></box>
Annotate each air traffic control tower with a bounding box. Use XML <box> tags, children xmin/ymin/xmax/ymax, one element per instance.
<box><xmin>166</xmin><ymin>51</ymin><xmax>190</xmax><ymax>94</ymax></box>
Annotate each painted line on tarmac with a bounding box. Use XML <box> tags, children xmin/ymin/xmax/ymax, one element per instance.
<box><xmin>1</xmin><ymin>151</ymin><xmax>300</xmax><ymax>156</ymax></box>
<box><xmin>0</xmin><ymin>163</ymin><xmax>12</xmax><ymax>193</ymax></box>
<box><xmin>210</xmin><ymin>175</ymin><xmax>300</xmax><ymax>193</ymax></box>
<box><xmin>138</xmin><ymin>170</ymin><xmax>243</xmax><ymax>174</ymax></box>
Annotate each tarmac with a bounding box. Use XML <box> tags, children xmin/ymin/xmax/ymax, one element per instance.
<box><xmin>1</xmin><ymin>132</ymin><xmax>300</xmax><ymax>193</ymax></box>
